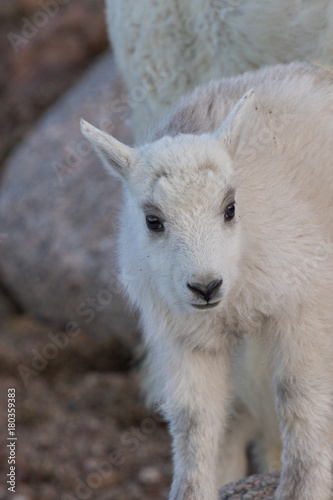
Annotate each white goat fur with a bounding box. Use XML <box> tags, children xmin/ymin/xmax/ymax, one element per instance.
<box><xmin>81</xmin><ymin>63</ymin><xmax>333</xmax><ymax>500</ymax></box>
<box><xmin>106</xmin><ymin>0</ymin><xmax>333</xmax><ymax>140</ymax></box>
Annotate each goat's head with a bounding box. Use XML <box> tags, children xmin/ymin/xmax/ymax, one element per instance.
<box><xmin>81</xmin><ymin>89</ymin><xmax>255</xmax><ymax>313</ymax></box>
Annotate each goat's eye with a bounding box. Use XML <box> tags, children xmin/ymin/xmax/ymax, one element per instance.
<box><xmin>146</xmin><ymin>215</ymin><xmax>164</xmax><ymax>232</ymax></box>
<box><xmin>224</xmin><ymin>202</ymin><xmax>235</xmax><ymax>222</ymax></box>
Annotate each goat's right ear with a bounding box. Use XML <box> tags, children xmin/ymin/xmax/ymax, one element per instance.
<box><xmin>214</xmin><ymin>89</ymin><xmax>256</xmax><ymax>157</ymax></box>
<box><xmin>80</xmin><ymin>119</ymin><xmax>136</xmax><ymax>180</ymax></box>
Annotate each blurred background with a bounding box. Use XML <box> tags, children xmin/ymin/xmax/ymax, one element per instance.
<box><xmin>0</xmin><ymin>0</ymin><xmax>106</xmax><ymax>168</ymax></box>
<box><xmin>0</xmin><ymin>1</ymin><xmax>172</xmax><ymax>499</ymax></box>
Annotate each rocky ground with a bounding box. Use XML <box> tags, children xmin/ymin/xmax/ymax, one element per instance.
<box><xmin>0</xmin><ymin>315</ymin><xmax>172</xmax><ymax>500</ymax></box>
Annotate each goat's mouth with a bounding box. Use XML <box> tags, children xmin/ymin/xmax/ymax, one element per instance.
<box><xmin>191</xmin><ymin>301</ymin><xmax>220</xmax><ymax>310</ymax></box>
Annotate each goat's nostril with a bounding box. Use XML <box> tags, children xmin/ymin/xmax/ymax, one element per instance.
<box><xmin>187</xmin><ymin>282</ymin><xmax>207</xmax><ymax>298</ymax></box>
<box><xmin>206</xmin><ymin>279</ymin><xmax>222</xmax><ymax>296</ymax></box>
<box><xmin>187</xmin><ymin>279</ymin><xmax>222</xmax><ymax>302</ymax></box>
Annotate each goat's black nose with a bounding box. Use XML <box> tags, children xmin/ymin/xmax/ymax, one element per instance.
<box><xmin>187</xmin><ymin>279</ymin><xmax>222</xmax><ymax>302</ymax></box>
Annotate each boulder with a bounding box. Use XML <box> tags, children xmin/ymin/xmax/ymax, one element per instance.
<box><xmin>0</xmin><ymin>0</ymin><xmax>108</xmax><ymax>167</ymax></box>
<box><xmin>0</xmin><ymin>53</ymin><xmax>139</xmax><ymax>353</ymax></box>
<box><xmin>219</xmin><ymin>474</ymin><xmax>279</xmax><ymax>499</ymax></box>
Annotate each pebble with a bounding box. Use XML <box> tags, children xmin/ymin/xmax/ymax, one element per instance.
<box><xmin>138</xmin><ymin>466</ymin><xmax>162</xmax><ymax>485</ymax></box>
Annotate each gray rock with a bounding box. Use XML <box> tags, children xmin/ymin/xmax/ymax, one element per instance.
<box><xmin>0</xmin><ymin>52</ymin><xmax>139</xmax><ymax>356</ymax></box>
<box><xmin>219</xmin><ymin>474</ymin><xmax>279</xmax><ymax>499</ymax></box>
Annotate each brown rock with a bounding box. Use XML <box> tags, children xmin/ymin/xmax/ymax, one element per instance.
<box><xmin>0</xmin><ymin>0</ymin><xmax>108</xmax><ymax>168</ymax></box>
<box><xmin>219</xmin><ymin>474</ymin><xmax>279</xmax><ymax>499</ymax></box>
<box><xmin>0</xmin><ymin>53</ymin><xmax>138</xmax><ymax>355</ymax></box>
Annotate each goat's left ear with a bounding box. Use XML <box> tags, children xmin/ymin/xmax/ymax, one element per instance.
<box><xmin>214</xmin><ymin>88</ymin><xmax>256</xmax><ymax>157</ymax></box>
<box><xmin>80</xmin><ymin>119</ymin><xmax>136</xmax><ymax>180</ymax></box>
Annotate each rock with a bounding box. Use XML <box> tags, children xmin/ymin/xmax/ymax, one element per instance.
<box><xmin>0</xmin><ymin>53</ymin><xmax>139</xmax><ymax>354</ymax></box>
<box><xmin>138</xmin><ymin>466</ymin><xmax>162</xmax><ymax>485</ymax></box>
<box><xmin>0</xmin><ymin>0</ymin><xmax>108</xmax><ymax>168</ymax></box>
<box><xmin>219</xmin><ymin>474</ymin><xmax>279</xmax><ymax>499</ymax></box>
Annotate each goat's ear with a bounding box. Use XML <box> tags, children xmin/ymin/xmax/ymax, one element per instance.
<box><xmin>214</xmin><ymin>89</ymin><xmax>256</xmax><ymax>157</ymax></box>
<box><xmin>80</xmin><ymin>119</ymin><xmax>136</xmax><ymax>180</ymax></box>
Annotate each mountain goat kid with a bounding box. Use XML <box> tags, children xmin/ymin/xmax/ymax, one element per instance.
<box><xmin>81</xmin><ymin>62</ymin><xmax>333</xmax><ymax>500</ymax></box>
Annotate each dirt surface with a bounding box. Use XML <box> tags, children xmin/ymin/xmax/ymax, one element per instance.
<box><xmin>0</xmin><ymin>315</ymin><xmax>172</xmax><ymax>500</ymax></box>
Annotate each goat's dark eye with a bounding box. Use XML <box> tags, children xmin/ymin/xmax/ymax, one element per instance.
<box><xmin>224</xmin><ymin>202</ymin><xmax>235</xmax><ymax>222</ymax></box>
<box><xmin>146</xmin><ymin>215</ymin><xmax>164</xmax><ymax>232</ymax></box>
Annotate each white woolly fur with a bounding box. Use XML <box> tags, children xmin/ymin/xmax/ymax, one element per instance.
<box><xmin>81</xmin><ymin>63</ymin><xmax>333</xmax><ymax>500</ymax></box>
<box><xmin>106</xmin><ymin>0</ymin><xmax>333</xmax><ymax>141</ymax></box>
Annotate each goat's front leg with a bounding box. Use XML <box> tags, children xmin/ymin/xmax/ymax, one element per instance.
<box><xmin>271</xmin><ymin>317</ymin><xmax>333</xmax><ymax>500</ymax></box>
<box><xmin>157</xmin><ymin>342</ymin><xmax>232</xmax><ymax>500</ymax></box>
